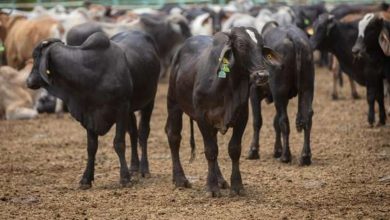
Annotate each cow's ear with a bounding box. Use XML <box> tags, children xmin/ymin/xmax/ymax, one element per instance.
<box><xmin>38</xmin><ymin>42</ymin><xmax>52</xmax><ymax>84</ymax></box>
<box><xmin>326</xmin><ymin>16</ymin><xmax>335</xmax><ymax>36</ymax></box>
<box><xmin>262</xmin><ymin>46</ymin><xmax>282</xmax><ymax>67</ymax></box>
<box><xmin>379</xmin><ymin>27</ymin><xmax>390</xmax><ymax>56</ymax></box>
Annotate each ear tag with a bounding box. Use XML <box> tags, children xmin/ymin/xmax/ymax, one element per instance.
<box><xmin>46</xmin><ymin>70</ymin><xmax>50</xmax><ymax>75</ymax></box>
<box><xmin>0</xmin><ymin>44</ymin><xmax>4</xmax><ymax>52</ymax></box>
<box><xmin>304</xmin><ymin>18</ymin><xmax>310</xmax><ymax>25</ymax></box>
<box><xmin>218</xmin><ymin>69</ymin><xmax>226</xmax><ymax>78</ymax></box>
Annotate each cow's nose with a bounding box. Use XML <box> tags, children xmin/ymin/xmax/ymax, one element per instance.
<box><xmin>252</xmin><ymin>71</ymin><xmax>269</xmax><ymax>86</ymax></box>
<box><xmin>352</xmin><ymin>45</ymin><xmax>360</xmax><ymax>56</ymax></box>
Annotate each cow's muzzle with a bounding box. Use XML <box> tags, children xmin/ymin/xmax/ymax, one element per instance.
<box><xmin>352</xmin><ymin>37</ymin><xmax>365</xmax><ymax>59</ymax></box>
<box><xmin>251</xmin><ymin>70</ymin><xmax>269</xmax><ymax>86</ymax></box>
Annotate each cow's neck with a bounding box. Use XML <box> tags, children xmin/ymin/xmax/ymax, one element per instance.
<box><xmin>329</xmin><ymin>22</ymin><xmax>362</xmax><ymax>77</ymax></box>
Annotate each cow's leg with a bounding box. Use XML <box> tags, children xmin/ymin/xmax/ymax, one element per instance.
<box><xmin>79</xmin><ymin>130</ymin><xmax>98</xmax><ymax>189</ymax></box>
<box><xmin>275</xmin><ymin>99</ymin><xmax>291</xmax><ymax>163</ymax></box>
<box><xmin>296</xmin><ymin>90</ymin><xmax>314</xmax><ymax>166</ymax></box>
<box><xmin>215</xmin><ymin>161</ymin><xmax>229</xmax><ymax>189</ymax></box>
<box><xmin>197</xmin><ymin>120</ymin><xmax>220</xmax><ymax>197</ymax></box>
<box><xmin>247</xmin><ymin>84</ymin><xmax>262</xmax><ymax>160</ymax></box>
<box><xmin>348</xmin><ymin>76</ymin><xmax>360</xmax><ymax>99</ymax></box>
<box><xmin>229</xmin><ymin>105</ymin><xmax>248</xmax><ymax>196</ymax></box>
<box><xmin>376</xmin><ymin>80</ymin><xmax>386</xmax><ymax>126</ymax></box>
<box><xmin>366</xmin><ymin>86</ymin><xmax>376</xmax><ymax>127</ymax></box>
<box><xmin>128</xmin><ymin>112</ymin><xmax>139</xmax><ymax>175</ymax></box>
<box><xmin>138</xmin><ymin>101</ymin><xmax>154</xmax><ymax>177</ymax></box>
<box><xmin>273</xmin><ymin>113</ymin><xmax>282</xmax><ymax>158</ymax></box>
<box><xmin>114</xmin><ymin>105</ymin><xmax>131</xmax><ymax>186</ymax></box>
<box><xmin>165</xmin><ymin>98</ymin><xmax>190</xmax><ymax>188</ymax></box>
<box><xmin>331</xmin><ymin>56</ymin><xmax>339</xmax><ymax>100</ymax></box>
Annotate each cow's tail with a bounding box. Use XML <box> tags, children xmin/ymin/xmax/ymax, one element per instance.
<box><xmin>189</xmin><ymin>118</ymin><xmax>196</xmax><ymax>163</ymax></box>
<box><xmin>294</xmin><ymin>40</ymin><xmax>302</xmax><ymax>90</ymax></box>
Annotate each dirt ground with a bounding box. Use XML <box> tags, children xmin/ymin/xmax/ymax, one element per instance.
<box><xmin>0</xmin><ymin>67</ymin><xmax>389</xmax><ymax>219</ymax></box>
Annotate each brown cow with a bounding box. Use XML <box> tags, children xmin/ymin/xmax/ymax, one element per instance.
<box><xmin>0</xmin><ymin>12</ymin><xmax>64</xmax><ymax>69</ymax></box>
<box><xmin>0</xmin><ymin>62</ymin><xmax>40</xmax><ymax>120</ymax></box>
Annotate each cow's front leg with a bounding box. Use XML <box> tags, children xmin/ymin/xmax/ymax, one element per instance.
<box><xmin>128</xmin><ymin>113</ymin><xmax>139</xmax><ymax>176</ymax></box>
<box><xmin>229</xmin><ymin>105</ymin><xmax>248</xmax><ymax>196</ymax></box>
<box><xmin>80</xmin><ymin>130</ymin><xmax>98</xmax><ymax>189</ymax></box>
<box><xmin>114</xmin><ymin>105</ymin><xmax>131</xmax><ymax>187</ymax></box>
<box><xmin>376</xmin><ymin>80</ymin><xmax>386</xmax><ymax>126</ymax></box>
<box><xmin>366</xmin><ymin>86</ymin><xmax>376</xmax><ymax>127</ymax></box>
<box><xmin>247</xmin><ymin>84</ymin><xmax>262</xmax><ymax>160</ymax></box>
<box><xmin>197</xmin><ymin>121</ymin><xmax>220</xmax><ymax>197</ymax></box>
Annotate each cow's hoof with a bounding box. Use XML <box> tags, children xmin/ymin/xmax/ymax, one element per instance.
<box><xmin>247</xmin><ymin>149</ymin><xmax>260</xmax><ymax>160</ymax></box>
<box><xmin>79</xmin><ymin>178</ymin><xmax>92</xmax><ymax>190</ymax></box>
<box><xmin>79</xmin><ymin>182</ymin><xmax>92</xmax><ymax>190</ymax></box>
<box><xmin>376</xmin><ymin>121</ymin><xmax>386</xmax><ymax>127</ymax></box>
<box><xmin>218</xmin><ymin>179</ymin><xmax>229</xmax><ymax>189</ymax></box>
<box><xmin>280</xmin><ymin>154</ymin><xmax>291</xmax><ymax>163</ymax></box>
<box><xmin>230</xmin><ymin>185</ymin><xmax>245</xmax><ymax>196</ymax></box>
<box><xmin>331</xmin><ymin>94</ymin><xmax>339</xmax><ymax>100</ymax></box>
<box><xmin>141</xmin><ymin>171</ymin><xmax>151</xmax><ymax>178</ymax></box>
<box><xmin>208</xmin><ymin>189</ymin><xmax>222</xmax><ymax>198</ymax></box>
<box><xmin>299</xmin><ymin>155</ymin><xmax>312</xmax><ymax>166</ymax></box>
<box><xmin>174</xmin><ymin>177</ymin><xmax>191</xmax><ymax>188</ymax></box>
<box><xmin>274</xmin><ymin>150</ymin><xmax>282</xmax><ymax>158</ymax></box>
<box><xmin>120</xmin><ymin>177</ymin><xmax>132</xmax><ymax>187</ymax></box>
<box><xmin>352</xmin><ymin>93</ymin><xmax>361</xmax><ymax>100</ymax></box>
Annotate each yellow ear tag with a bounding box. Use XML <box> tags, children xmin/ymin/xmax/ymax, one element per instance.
<box><xmin>266</xmin><ymin>54</ymin><xmax>273</xmax><ymax>60</ymax></box>
<box><xmin>46</xmin><ymin>70</ymin><xmax>50</xmax><ymax>75</ymax></box>
<box><xmin>222</xmin><ymin>57</ymin><xmax>229</xmax><ymax>64</ymax></box>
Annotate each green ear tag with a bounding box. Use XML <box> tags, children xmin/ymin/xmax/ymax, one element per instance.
<box><xmin>304</xmin><ymin>18</ymin><xmax>310</xmax><ymax>25</ymax></box>
<box><xmin>0</xmin><ymin>45</ymin><xmax>4</xmax><ymax>52</ymax></box>
<box><xmin>218</xmin><ymin>70</ymin><xmax>226</xmax><ymax>78</ymax></box>
<box><xmin>223</xmin><ymin>64</ymin><xmax>230</xmax><ymax>73</ymax></box>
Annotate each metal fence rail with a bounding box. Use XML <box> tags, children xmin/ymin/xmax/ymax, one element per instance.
<box><xmin>0</xmin><ymin>0</ymin><xmax>386</xmax><ymax>9</ymax></box>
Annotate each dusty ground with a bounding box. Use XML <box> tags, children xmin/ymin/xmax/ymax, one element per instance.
<box><xmin>0</xmin><ymin>67</ymin><xmax>389</xmax><ymax>219</ymax></box>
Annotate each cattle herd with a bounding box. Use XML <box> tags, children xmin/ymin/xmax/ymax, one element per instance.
<box><xmin>0</xmin><ymin>1</ymin><xmax>390</xmax><ymax>197</ymax></box>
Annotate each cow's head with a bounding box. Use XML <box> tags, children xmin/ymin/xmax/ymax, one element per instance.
<box><xmin>202</xmin><ymin>7</ymin><xmax>228</xmax><ymax>34</ymax></box>
<box><xmin>352</xmin><ymin>13</ymin><xmax>389</xmax><ymax>58</ymax></box>
<box><xmin>309</xmin><ymin>13</ymin><xmax>335</xmax><ymax>50</ymax></box>
<box><xmin>212</xmin><ymin>27</ymin><xmax>281</xmax><ymax>85</ymax></box>
<box><xmin>26</xmin><ymin>39</ymin><xmax>63</xmax><ymax>90</ymax></box>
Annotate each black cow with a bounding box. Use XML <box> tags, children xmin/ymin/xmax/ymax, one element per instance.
<box><xmin>137</xmin><ymin>14</ymin><xmax>191</xmax><ymax>78</ymax></box>
<box><xmin>165</xmin><ymin>27</ymin><xmax>281</xmax><ymax>197</ymax></box>
<box><xmin>27</xmin><ymin>31</ymin><xmax>160</xmax><ymax>188</ymax></box>
<box><xmin>247</xmin><ymin>22</ymin><xmax>315</xmax><ymax>165</ymax></box>
<box><xmin>352</xmin><ymin>13</ymin><xmax>390</xmax><ymax>122</ymax></box>
<box><xmin>310</xmin><ymin>13</ymin><xmax>385</xmax><ymax>126</ymax></box>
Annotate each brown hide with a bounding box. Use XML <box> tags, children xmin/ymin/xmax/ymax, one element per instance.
<box><xmin>2</xmin><ymin>15</ymin><xmax>63</xmax><ymax>69</ymax></box>
<box><xmin>0</xmin><ymin>63</ymin><xmax>38</xmax><ymax>120</ymax></box>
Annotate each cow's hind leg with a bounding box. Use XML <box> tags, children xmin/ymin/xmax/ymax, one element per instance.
<box><xmin>296</xmin><ymin>91</ymin><xmax>314</xmax><ymax>166</ymax></box>
<box><xmin>348</xmin><ymin>76</ymin><xmax>360</xmax><ymax>99</ymax></box>
<box><xmin>128</xmin><ymin>113</ymin><xmax>139</xmax><ymax>176</ymax></box>
<box><xmin>273</xmin><ymin>112</ymin><xmax>282</xmax><ymax>158</ymax></box>
<box><xmin>165</xmin><ymin>97</ymin><xmax>190</xmax><ymax>188</ymax></box>
<box><xmin>275</xmin><ymin>99</ymin><xmax>291</xmax><ymax>163</ymax></box>
<box><xmin>197</xmin><ymin>120</ymin><xmax>221</xmax><ymax>197</ymax></box>
<box><xmin>229</xmin><ymin>105</ymin><xmax>248</xmax><ymax>196</ymax></box>
<box><xmin>79</xmin><ymin>130</ymin><xmax>98</xmax><ymax>189</ymax></box>
<box><xmin>138</xmin><ymin>101</ymin><xmax>154</xmax><ymax>177</ymax></box>
<box><xmin>247</xmin><ymin>84</ymin><xmax>262</xmax><ymax>160</ymax></box>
